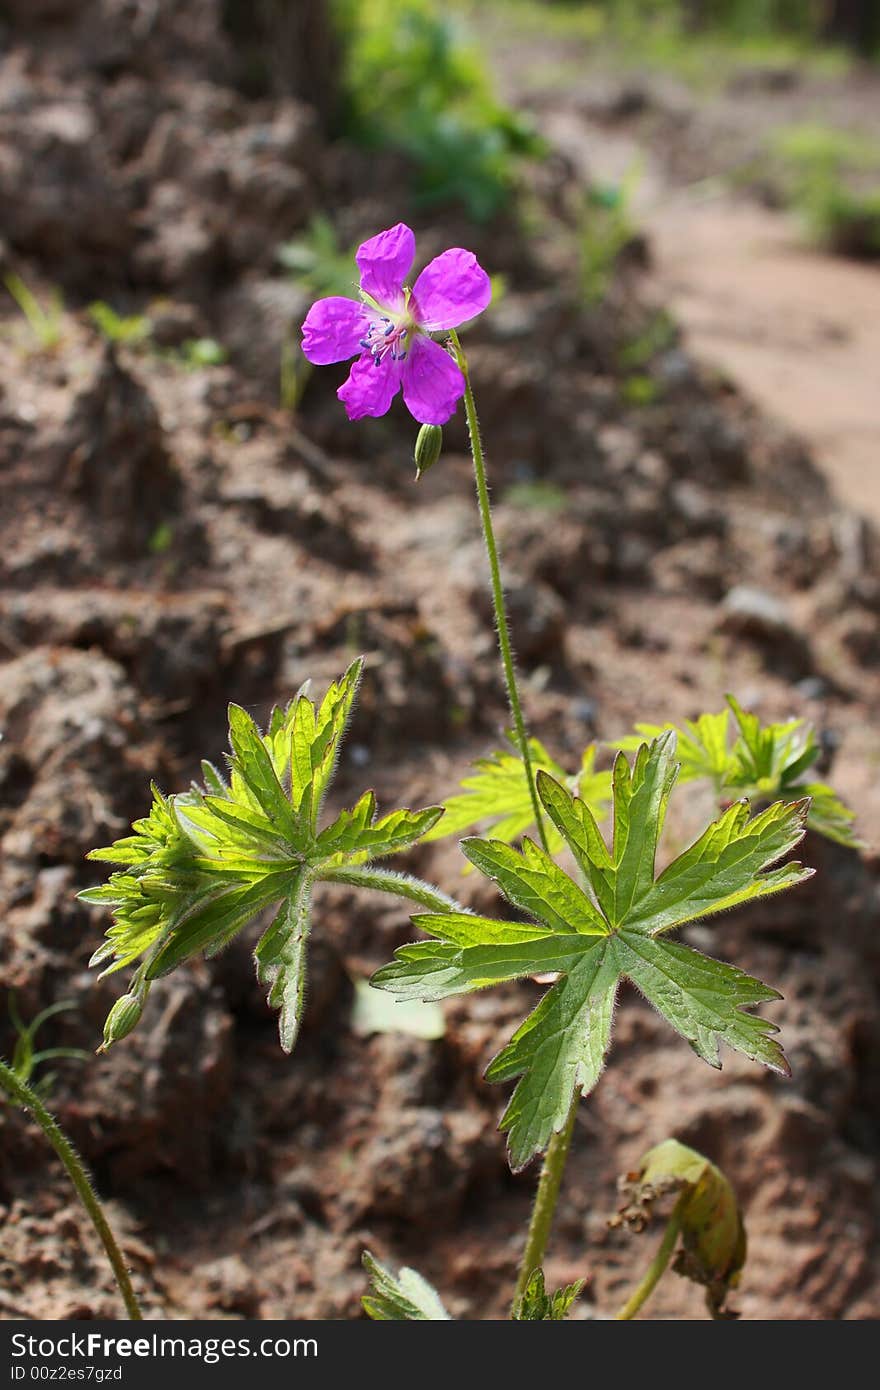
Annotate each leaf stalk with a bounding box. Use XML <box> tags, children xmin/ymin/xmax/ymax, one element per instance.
<box><xmin>321</xmin><ymin>864</ymin><xmax>463</xmax><ymax>913</ymax></box>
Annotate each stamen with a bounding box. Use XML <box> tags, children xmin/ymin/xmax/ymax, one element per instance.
<box><xmin>360</xmin><ymin>313</ymin><xmax>410</xmax><ymax>368</ymax></box>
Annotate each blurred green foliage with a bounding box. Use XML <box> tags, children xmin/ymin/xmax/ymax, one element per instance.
<box><xmin>620</xmin><ymin>373</ymin><xmax>660</xmax><ymax>407</ymax></box>
<box><xmin>89</xmin><ymin>302</ymin><xmax>153</xmax><ymax>347</ymax></box>
<box><xmin>578</xmin><ymin>171</ymin><xmax>642</xmax><ymax>305</ymax></box>
<box><xmin>278</xmin><ymin>215</ymin><xmax>359</xmax><ymax>299</ymax></box>
<box><xmin>618</xmin><ymin>308</ymin><xmax>677</xmax><ymax>371</ymax></box>
<box><xmin>475</xmin><ymin>1</ymin><xmax>867</xmax><ymax>81</ymax></box>
<box><xmin>333</xmin><ymin>0</ymin><xmax>541</xmax><ymax>219</ymax></box>
<box><xmin>772</xmin><ymin>123</ymin><xmax>880</xmax><ymax>258</ymax></box>
<box><xmin>535</xmin><ymin>1</ymin><xmax>874</xmax><ymax>51</ymax></box>
<box><xmin>4</xmin><ymin>273</ymin><xmax>65</xmax><ymax>353</ymax></box>
<box><xmin>503</xmin><ymin>480</ymin><xmax>569</xmax><ymax>511</ymax></box>
<box><xmin>176</xmin><ymin>337</ymin><xmax>228</xmax><ymax>368</ymax></box>
<box><xmin>148</xmin><ymin>522</ymin><xmax>175</xmax><ymax>555</ymax></box>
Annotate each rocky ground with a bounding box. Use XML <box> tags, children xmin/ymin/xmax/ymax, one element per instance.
<box><xmin>0</xmin><ymin>2</ymin><xmax>878</xmax><ymax>1319</ymax></box>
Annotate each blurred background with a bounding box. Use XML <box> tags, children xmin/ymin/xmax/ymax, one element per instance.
<box><xmin>0</xmin><ymin>0</ymin><xmax>879</xmax><ymax>1320</ymax></box>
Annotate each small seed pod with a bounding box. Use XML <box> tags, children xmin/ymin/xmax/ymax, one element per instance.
<box><xmin>414</xmin><ymin>424</ymin><xmax>443</xmax><ymax>480</ymax></box>
<box><xmin>100</xmin><ymin>991</ymin><xmax>144</xmax><ymax>1051</ymax></box>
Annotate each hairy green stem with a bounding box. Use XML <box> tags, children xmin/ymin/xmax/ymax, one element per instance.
<box><xmin>0</xmin><ymin>1058</ymin><xmax>143</xmax><ymax>1320</ymax></box>
<box><xmin>450</xmin><ymin>328</ymin><xmax>584</xmax><ymax>1315</ymax></box>
<box><xmin>512</xmin><ymin>1093</ymin><xmax>579</xmax><ymax>1311</ymax></box>
<box><xmin>321</xmin><ymin>865</ymin><xmax>463</xmax><ymax>913</ymax></box>
<box><xmin>449</xmin><ymin>329</ymin><xmax>549</xmax><ymax>856</ymax></box>
<box><xmin>615</xmin><ymin>1192</ymin><xmax>688</xmax><ymax>1321</ymax></box>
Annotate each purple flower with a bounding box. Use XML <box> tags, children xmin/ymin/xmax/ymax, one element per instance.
<box><xmin>300</xmin><ymin>223</ymin><xmax>491</xmax><ymax>425</ymax></box>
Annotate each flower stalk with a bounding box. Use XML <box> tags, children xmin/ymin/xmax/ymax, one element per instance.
<box><xmin>511</xmin><ymin>1094</ymin><xmax>579</xmax><ymax>1310</ymax></box>
<box><xmin>448</xmin><ymin>327</ymin><xmax>578</xmax><ymax>1309</ymax></box>
<box><xmin>615</xmin><ymin>1191</ymin><xmax>689</xmax><ymax>1320</ymax></box>
<box><xmin>448</xmin><ymin>328</ymin><xmax>549</xmax><ymax>857</ymax></box>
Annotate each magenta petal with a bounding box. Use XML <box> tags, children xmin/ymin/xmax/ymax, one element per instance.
<box><xmin>411</xmin><ymin>248</ymin><xmax>492</xmax><ymax>331</ymax></box>
<box><xmin>338</xmin><ymin>352</ymin><xmax>403</xmax><ymax>421</ymax></box>
<box><xmin>301</xmin><ymin>296</ymin><xmax>371</xmax><ymax>365</ymax></box>
<box><xmin>401</xmin><ymin>336</ymin><xmax>465</xmax><ymax>425</ymax></box>
<box><xmin>356</xmin><ymin>223</ymin><xmax>415</xmax><ymax>309</ymax></box>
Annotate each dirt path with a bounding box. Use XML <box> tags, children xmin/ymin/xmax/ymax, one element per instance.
<box><xmin>649</xmin><ymin>195</ymin><xmax>880</xmax><ymax>523</ymax></box>
<box><xmin>539</xmin><ymin>108</ymin><xmax>880</xmax><ymax>523</ymax></box>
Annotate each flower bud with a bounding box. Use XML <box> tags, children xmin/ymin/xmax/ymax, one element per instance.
<box><xmin>100</xmin><ymin>992</ymin><xmax>144</xmax><ymax>1051</ymax></box>
<box><xmin>414</xmin><ymin>424</ymin><xmax>443</xmax><ymax>480</ymax></box>
<box><xmin>613</xmin><ymin>1138</ymin><xmax>746</xmax><ymax>1317</ymax></box>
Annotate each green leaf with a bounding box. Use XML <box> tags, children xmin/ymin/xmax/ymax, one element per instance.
<box><xmin>254</xmin><ymin>871</ymin><xmax>313</xmax><ymax>1053</ymax></box>
<box><xmin>82</xmin><ymin>662</ymin><xmax>453</xmax><ymax>1053</ymax></box>
<box><xmin>514</xmin><ymin>1268</ymin><xmax>584</xmax><ymax>1320</ymax></box>
<box><xmin>315</xmin><ymin>802</ymin><xmax>443</xmax><ymax>863</ymax></box>
<box><xmin>798</xmin><ymin>781</ymin><xmax>859</xmax><ymax>847</ymax></box>
<box><xmin>361</xmin><ymin>1252</ymin><xmax>451</xmax><ymax>1321</ymax></box>
<box><xmin>227</xmin><ymin>704</ymin><xmax>302</xmax><ymax>840</ymax></box>
<box><xmin>615</xmin><ymin>932</ymin><xmax>788</xmax><ymax>1073</ymax></box>
<box><xmin>484</xmin><ymin>941</ymin><xmax>620</xmax><ymax>1169</ymax></box>
<box><xmin>199</xmin><ymin>760</ymin><xmax>228</xmax><ymax>797</ymax></box>
<box><xmin>176</xmin><ymin>793</ymin><xmax>303</xmax><ymax>868</ymax></box>
<box><xmin>725</xmin><ymin>695</ymin><xmax>805</xmax><ymax>788</ymax></box>
<box><xmin>4</xmin><ymin>995</ymin><xmax>90</xmax><ymax>1100</ymax></box>
<box><xmin>614</xmin><ymin>712</ymin><xmax>735</xmax><ymax>790</ymax></box>
<box><xmin>374</xmin><ymin>734</ymin><xmax>811</xmax><ymax>1170</ymax></box>
<box><xmin>621</xmin><ymin>796</ymin><xmax>813</xmax><ymax>937</ymax></box>
<box><xmin>88</xmin><ymin>301</ymin><xmax>152</xmax><ymax>346</ymax></box>
<box><xmin>81</xmin><ymin>787</ymin><xmax>224</xmax><ymax>978</ymax></box>
<box><xmin>289</xmin><ymin>658</ymin><xmax>363</xmax><ymax>822</ymax></box>
<box><xmin>615</xmin><ymin>699</ymin><xmax>861</xmax><ymax>848</ymax></box>
<box><xmin>461</xmin><ymin>836</ymin><xmax>608</xmax><ymax>936</ymax></box>
<box><xmin>422</xmin><ymin>735</ymin><xmax>612</xmax><ymax>858</ymax></box>
<box><xmin>146</xmin><ymin>873</ymin><xmax>294</xmax><ymax>979</ymax></box>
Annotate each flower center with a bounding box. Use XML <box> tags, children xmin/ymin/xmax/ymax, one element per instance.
<box><xmin>360</xmin><ymin>311</ymin><xmax>413</xmax><ymax>367</ymax></box>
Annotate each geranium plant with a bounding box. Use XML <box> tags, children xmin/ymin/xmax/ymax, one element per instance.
<box><xmin>4</xmin><ymin>223</ymin><xmax>857</xmax><ymax>1323</ymax></box>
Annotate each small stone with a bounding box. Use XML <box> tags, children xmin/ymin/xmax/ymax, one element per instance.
<box><xmin>795</xmin><ymin>676</ymin><xmax>827</xmax><ymax>701</ymax></box>
<box><xmin>720</xmin><ymin>585</ymin><xmax>813</xmax><ymax>676</ymax></box>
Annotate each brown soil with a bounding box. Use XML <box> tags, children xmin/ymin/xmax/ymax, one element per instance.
<box><xmin>1</xmin><ymin>4</ymin><xmax>879</xmax><ymax>1321</ymax></box>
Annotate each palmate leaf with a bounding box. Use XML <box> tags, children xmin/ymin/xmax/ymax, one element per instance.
<box><xmin>373</xmin><ymin>733</ymin><xmax>812</xmax><ymax>1170</ymax></box>
<box><xmin>615</xmin><ymin>711</ymin><xmax>735</xmax><ymax>790</ymax></box>
<box><xmin>615</xmin><ymin>698</ymin><xmax>860</xmax><ymax>848</ymax></box>
<box><xmin>725</xmin><ymin>696</ymin><xmax>860</xmax><ymax>847</ymax></box>
<box><xmin>422</xmin><ymin>734</ymin><xmax>612</xmax><ymax>857</ymax></box>
<box><xmin>81</xmin><ymin>660</ymin><xmax>451</xmax><ymax>1053</ymax></box>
